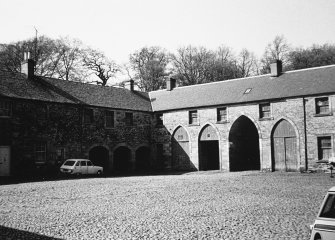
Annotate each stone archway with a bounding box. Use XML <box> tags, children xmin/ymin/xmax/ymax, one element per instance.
<box><xmin>135</xmin><ymin>146</ymin><xmax>151</xmax><ymax>171</ymax></box>
<box><xmin>113</xmin><ymin>146</ymin><xmax>132</xmax><ymax>172</ymax></box>
<box><xmin>89</xmin><ymin>146</ymin><xmax>109</xmax><ymax>173</ymax></box>
<box><xmin>198</xmin><ymin>124</ymin><xmax>220</xmax><ymax>170</ymax></box>
<box><xmin>229</xmin><ymin>115</ymin><xmax>260</xmax><ymax>171</ymax></box>
<box><xmin>172</xmin><ymin>126</ymin><xmax>191</xmax><ymax>170</ymax></box>
<box><xmin>271</xmin><ymin>119</ymin><xmax>298</xmax><ymax>172</ymax></box>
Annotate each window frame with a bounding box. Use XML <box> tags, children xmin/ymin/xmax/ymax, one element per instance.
<box><xmin>35</xmin><ymin>142</ymin><xmax>47</xmax><ymax>165</ymax></box>
<box><xmin>317</xmin><ymin>136</ymin><xmax>332</xmax><ymax>160</ymax></box>
<box><xmin>125</xmin><ymin>112</ymin><xmax>133</xmax><ymax>126</ymax></box>
<box><xmin>259</xmin><ymin>103</ymin><xmax>271</xmax><ymax>119</ymax></box>
<box><xmin>189</xmin><ymin>110</ymin><xmax>198</xmax><ymax>125</ymax></box>
<box><xmin>83</xmin><ymin>108</ymin><xmax>94</xmax><ymax>124</ymax></box>
<box><xmin>0</xmin><ymin>100</ymin><xmax>12</xmax><ymax>117</ymax></box>
<box><xmin>315</xmin><ymin>97</ymin><xmax>331</xmax><ymax>116</ymax></box>
<box><xmin>217</xmin><ymin>107</ymin><xmax>227</xmax><ymax>123</ymax></box>
<box><xmin>105</xmin><ymin>110</ymin><xmax>114</xmax><ymax>128</ymax></box>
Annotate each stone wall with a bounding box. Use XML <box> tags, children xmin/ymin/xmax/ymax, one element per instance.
<box><xmin>154</xmin><ymin>94</ymin><xmax>335</xmax><ymax>172</ymax></box>
<box><xmin>4</xmin><ymin>98</ymin><xmax>153</xmax><ymax>176</ymax></box>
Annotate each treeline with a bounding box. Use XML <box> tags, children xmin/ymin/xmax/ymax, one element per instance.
<box><xmin>1</xmin><ymin>35</ymin><xmax>335</xmax><ymax>91</ymax></box>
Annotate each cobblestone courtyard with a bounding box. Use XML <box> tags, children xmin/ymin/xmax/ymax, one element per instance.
<box><xmin>0</xmin><ymin>171</ymin><xmax>334</xmax><ymax>239</ymax></box>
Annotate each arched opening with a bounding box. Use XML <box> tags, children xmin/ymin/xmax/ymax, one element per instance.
<box><xmin>172</xmin><ymin>126</ymin><xmax>192</xmax><ymax>170</ymax></box>
<box><xmin>199</xmin><ymin>125</ymin><xmax>220</xmax><ymax>170</ymax></box>
<box><xmin>113</xmin><ymin>146</ymin><xmax>131</xmax><ymax>172</ymax></box>
<box><xmin>229</xmin><ymin>116</ymin><xmax>260</xmax><ymax>171</ymax></box>
<box><xmin>271</xmin><ymin>119</ymin><xmax>298</xmax><ymax>172</ymax></box>
<box><xmin>89</xmin><ymin>146</ymin><xmax>109</xmax><ymax>173</ymax></box>
<box><xmin>135</xmin><ymin>146</ymin><xmax>151</xmax><ymax>171</ymax></box>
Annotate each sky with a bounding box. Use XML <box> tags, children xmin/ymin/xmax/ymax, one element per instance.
<box><xmin>1</xmin><ymin>0</ymin><xmax>335</xmax><ymax>65</ymax></box>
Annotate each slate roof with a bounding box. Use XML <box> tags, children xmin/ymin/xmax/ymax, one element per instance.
<box><xmin>0</xmin><ymin>71</ymin><xmax>152</xmax><ymax>112</ymax></box>
<box><xmin>1</xmin><ymin>64</ymin><xmax>335</xmax><ymax>113</ymax></box>
<box><xmin>149</xmin><ymin>65</ymin><xmax>335</xmax><ymax>112</ymax></box>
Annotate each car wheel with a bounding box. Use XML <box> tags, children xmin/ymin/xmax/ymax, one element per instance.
<box><xmin>97</xmin><ymin>170</ymin><xmax>102</xmax><ymax>176</ymax></box>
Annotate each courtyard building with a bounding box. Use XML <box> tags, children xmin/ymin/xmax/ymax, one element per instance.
<box><xmin>0</xmin><ymin>57</ymin><xmax>335</xmax><ymax>176</ymax></box>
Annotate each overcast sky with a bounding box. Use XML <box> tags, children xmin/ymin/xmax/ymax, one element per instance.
<box><xmin>1</xmin><ymin>0</ymin><xmax>335</xmax><ymax>64</ymax></box>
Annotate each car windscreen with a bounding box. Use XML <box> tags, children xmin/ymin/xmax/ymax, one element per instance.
<box><xmin>63</xmin><ymin>160</ymin><xmax>76</xmax><ymax>166</ymax></box>
<box><xmin>320</xmin><ymin>193</ymin><xmax>335</xmax><ymax>218</ymax></box>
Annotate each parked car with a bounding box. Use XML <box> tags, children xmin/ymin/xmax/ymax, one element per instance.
<box><xmin>310</xmin><ymin>186</ymin><xmax>335</xmax><ymax>240</ymax></box>
<box><xmin>60</xmin><ymin>159</ymin><xmax>103</xmax><ymax>176</ymax></box>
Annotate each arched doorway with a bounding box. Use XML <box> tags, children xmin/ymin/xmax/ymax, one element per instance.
<box><xmin>199</xmin><ymin>125</ymin><xmax>220</xmax><ymax>170</ymax></box>
<box><xmin>89</xmin><ymin>146</ymin><xmax>109</xmax><ymax>173</ymax></box>
<box><xmin>229</xmin><ymin>116</ymin><xmax>260</xmax><ymax>171</ymax></box>
<box><xmin>135</xmin><ymin>146</ymin><xmax>151</xmax><ymax>171</ymax></box>
<box><xmin>271</xmin><ymin>119</ymin><xmax>298</xmax><ymax>172</ymax></box>
<box><xmin>113</xmin><ymin>146</ymin><xmax>131</xmax><ymax>172</ymax></box>
<box><xmin>172</xmin><ymin>126</ymin><xmax>191</xmax><ymax>170</ymax></box>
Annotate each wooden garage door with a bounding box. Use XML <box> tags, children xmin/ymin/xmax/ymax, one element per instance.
<box><xmin>272</xmin><ymin>120</ymin><xmax>297</xmax><ymax>172</ymax></box>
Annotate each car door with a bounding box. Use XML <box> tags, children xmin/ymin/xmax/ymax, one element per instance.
<box><xmin>80</xmin><ymin>161</ymin><xmax>88</xmax><ymax>174</ymax></box>
<box><xmin>87</xmin><ymin>160</ymin><xmax>95</xmax><ymax>174</ymax></box>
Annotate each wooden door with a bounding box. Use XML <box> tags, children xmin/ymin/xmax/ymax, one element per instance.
<box><xmin>272</xmin><ymin>120</ymin><xmax>298</xmax><ymax>172</ymax></box>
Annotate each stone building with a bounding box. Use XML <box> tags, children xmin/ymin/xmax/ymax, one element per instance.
<box><xmin>150</xmin><ymin>61</ymin><xmax>335</xmax><ymax>173</ymax></box>
<box><xmin>0</xmin><ymin>57</ymin><xmax>153</xmax><ymax>176</ymax></box>
<box><xmin>0</xmin><ymin>57</ymin><xmax>335</xmax><ymax>176</ymax></box>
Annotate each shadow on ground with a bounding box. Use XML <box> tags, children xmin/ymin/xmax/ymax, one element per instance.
<box><xmin>0</xmin><ymin>226</ymin><xmax>62</xmax><ymax>240</ymax></box>
<box><xmin>0</xmin><ymin>170</ymin><xmax>196</xmax><ymax>185</ymax></box>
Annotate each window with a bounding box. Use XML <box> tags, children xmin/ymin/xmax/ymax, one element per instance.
<box><xmin>316</xmin><ymin>97</ymin><xmax>330</xmax><ymax>115</ymax></box>
<box><xmin>81</xmin><ymin>161</ymin><xmax>87</xmax><ymax>166</ymax></box>
<box><xmin>320</xmin><ymin>194</ymin><xmax>335</xmax><ymax>218</ymax></box>
<box><xmin>0</xmin><ymin>100</ymin><xmax>12</xmax><ymax>117</ymax></box>
<box><xmin>83</xmin><ymin>109</ymin><xmax>94</xmax><ymax>124</ymax></box>
<box><xmin>318</xmin><ymin>136</ymin><xmax>332</xmax><ymax>160</ymax></box>
<box><xmin>259</xmin><ymin>103</ymin><xmax>271</xmax><ymax>119</ymax></box>
<box><xmin>87</xmin><ymin>161</ymin><xmax>93</xmax><ymax>166</ymax></box>
<box><xmin>38</xmin><ymin>105</ymin><xmax>48</xmax><ymax>120</ymax></box>
<box><xmin>105</xmin><ymin>110</ymin><xmax>114</xmax><ymax>128</ymax></box>
<box><xmin>35</xmin><ymin>142</ymin><xmax>46</xmax><ymax>165</ymax></box>
<box><xmin>217</xmin><ymin>107</ymin><xmax>227</xmax><ymax>122</ymax></box>
<box><xmin>125</xmin><ymin>112</ymin><xmax>133</xmax><ymax>126</ymax></box>
<box><xmin>189</xmin><ymin>110</ymin><xmax>198</xmax><ymax>125</ymax></box>
<box><xmin>244</xmin><ymin>88</ymin><xmax>252</xmax><ymax>94</ymax></box>
<box><xmin>156</xmin><ymin>113</ymin><xmax>163</xmax><ymax>126</ymax></box>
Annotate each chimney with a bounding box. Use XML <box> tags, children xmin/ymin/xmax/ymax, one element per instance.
<box><xmin>270</xmin><ymin>60</ymin><xmax>282</xmax><ymax>77</ymax></box>
<box><xmin>21</xmin><ymin>52</ymin><xmax>35</xmax><ymax>79</ymax></box>
<box><xmin>125</xmin><ymin>79</ymin><xmax>134</xmax><ymax>91</ymax></box>
<box><xmin>166</xmin><ymin>77</ymin><xmax>176</xmax><ymax>91</ymax></box>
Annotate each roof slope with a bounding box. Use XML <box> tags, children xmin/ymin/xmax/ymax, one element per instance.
<box><xmin>149</xmin><ymin>65</ymin><xmax>335</xmax><ymax>112</ymax></box>
<box><xmin>0</xmin><ymin>71</ymin><xmax>152</xmax><ymax>112</ymax></box>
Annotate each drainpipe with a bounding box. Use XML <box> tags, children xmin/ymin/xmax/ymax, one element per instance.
<box><xmin>303</xmin><ymin>97</ymin><xmax>308</xmax><ymax>171</ymax></box>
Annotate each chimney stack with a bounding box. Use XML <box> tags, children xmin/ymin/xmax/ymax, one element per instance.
<box><xmin>166</xmin><ymin>77</ymin><xmax>176</xmax><ymax>91</ymax></box>
<box><xmin>21</xmin><ymin>52</ymin><xmax>35</xmax><ymax>79</ymax></box>
<box><xmin>270</xmin><ymin>60</ymin><xmax>282</xmax><ymax>77</ymax></box>
<box><xmin>125</xmin><ymin>79</ymin><xmax>134</xmax><ymax>91</ymax></box>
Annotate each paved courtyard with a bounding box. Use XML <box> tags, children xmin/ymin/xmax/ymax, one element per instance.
<box><xmin>0</xmin><ymin>171</ymin><xmax>334</xmax><ymax>240</ymax></box>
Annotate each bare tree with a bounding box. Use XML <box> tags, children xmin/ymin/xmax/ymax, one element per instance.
<box><xmin>170</xmin><ymin>46</ymin><xmax>214</xmax><ymax>86</ymax></box>
<box><xmin>234</xmin><ymin>48</ymin><xmax>258</xmax><ymax>78</ymax></box>
<box><xmin>288</xmin><ymin>44</ymin><xmax>335</xmax><ymax>70</ymax></box>
<box><xmin>260</xmin><ymin>35</ymin><xmax>290</xmax><ymax>73</ymax></box>
<box><xmin>129</xmin><ymin>46</ymin><xmax>169</xmax><ymax>91</ymax></box>
<box><xmin>55</xmin><ymin>37</ymin><xmax>85</xmax><ymax>81</ymax></box>
<box><xmin>82</xmin><ymin>48</ymin><xmax>119</xmax><ymax>86</ymax></box>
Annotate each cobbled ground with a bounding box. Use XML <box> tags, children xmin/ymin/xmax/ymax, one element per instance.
<box><xmin>0</xmin><ymin>171</ymin><xmax>334</xmax><ymax>240</ymax></box>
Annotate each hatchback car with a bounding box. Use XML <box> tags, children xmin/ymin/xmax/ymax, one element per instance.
<box><xmin>310</xmin><ymin>186</ymin><xmax>335</xmax><ymax>240</ymax></box>
<box><xmin>60</xmin><ymin>159</ymin><xmax>103</xmax><ymax>176</ymax></box>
